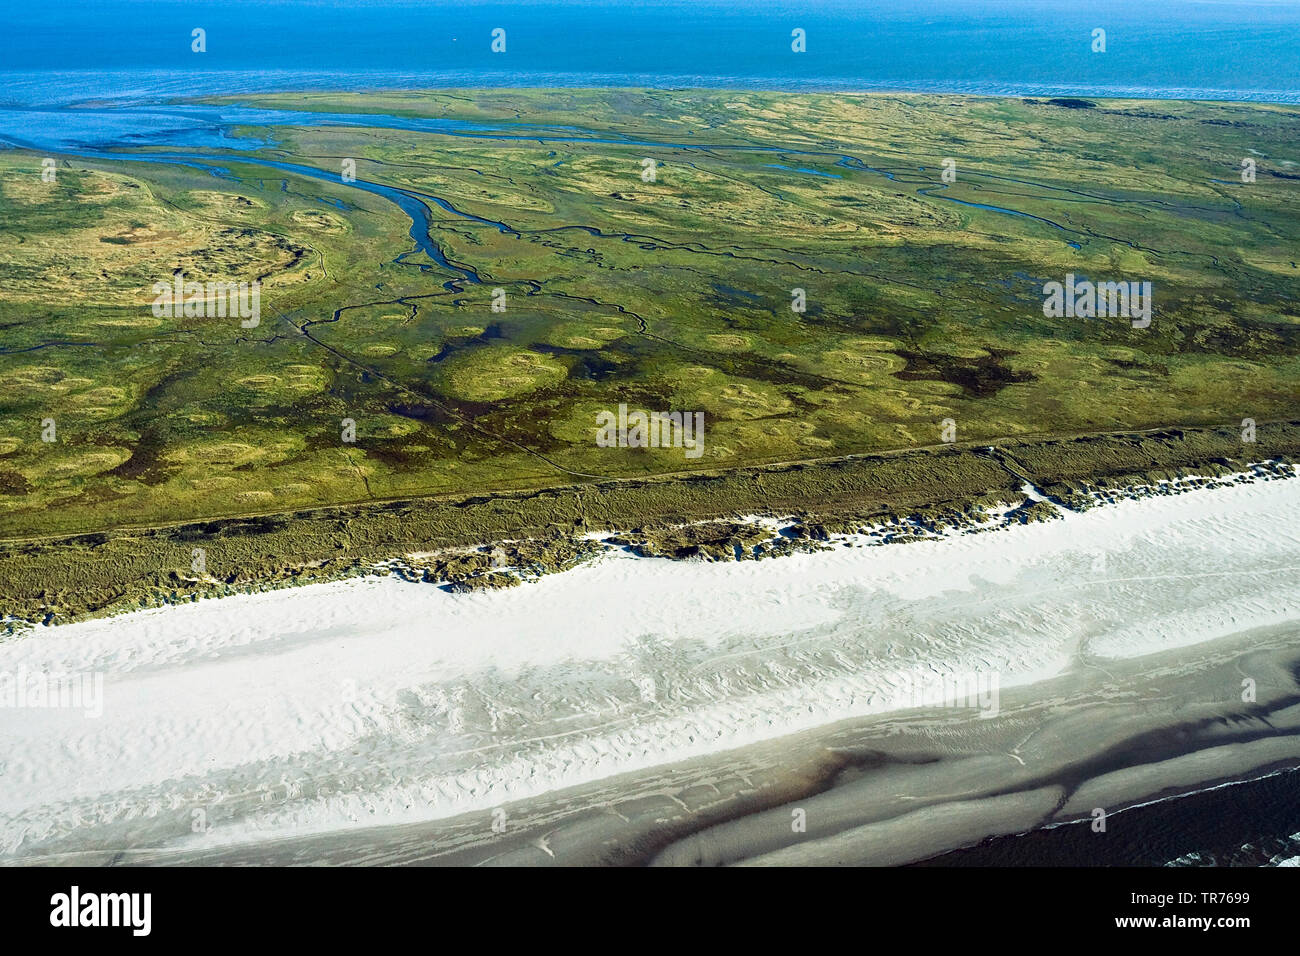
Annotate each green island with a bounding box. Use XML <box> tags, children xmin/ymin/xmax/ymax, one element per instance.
<box><xmin>1</xmin><ymin>90</ymin><xmax>1297</xmax><ymax>624</ymax></box>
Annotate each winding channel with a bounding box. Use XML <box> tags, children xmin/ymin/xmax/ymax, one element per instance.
<box><xmin>1</xmin><ymin>101</ymin><xmax>1112</xmax><ymax>250</ymax></box>
<box><xmin>0</xmin><ymin>100</ymin><xmax>1232</xmax><ymax>480</ymax></box>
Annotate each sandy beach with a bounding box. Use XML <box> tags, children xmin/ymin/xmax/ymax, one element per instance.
<box><xmin>1</xmin><ymin>468</ymin><xmax>1297</xmax><ymax>865</ymax></box>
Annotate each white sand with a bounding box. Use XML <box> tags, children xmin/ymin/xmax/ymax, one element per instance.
<box><xmin>1</xmin><ymin>472</ymin><xmax>1297</xmax><ymax>858</ymax></box>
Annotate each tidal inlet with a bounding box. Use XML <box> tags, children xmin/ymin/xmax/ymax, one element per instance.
<box><xmin>1</xmin><ymin>0</ymin><xmax>1299</xmax><ymax>875</ymax></box>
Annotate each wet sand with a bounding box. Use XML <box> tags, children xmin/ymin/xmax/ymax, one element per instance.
<box><xmin>22</xmin><ymin>621</ymin><xmax>1297</xmax><ymax>867</ymax></box>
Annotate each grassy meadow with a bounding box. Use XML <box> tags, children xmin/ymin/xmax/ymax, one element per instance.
<box><xmin>0</xmin><ymin>90</ymin><xmax>1296</xmax><ymax>575</ymax></box>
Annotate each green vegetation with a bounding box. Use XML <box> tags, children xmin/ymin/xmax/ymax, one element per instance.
<box><xmin>1</xmin><ymin>90</ymin><xmax>1297</xmax><ymax>619</ymax></box>
<box><xmin>2</xmin><ymin>422</ymin><xmax>1297</xmax><ymax>628</ymax></box>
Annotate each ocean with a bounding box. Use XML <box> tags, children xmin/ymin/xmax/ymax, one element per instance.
<box><xmin>1</xmin><ymin>0</ymin><xmax>1298</xmax><ymax>108</ymax></box>
<box><xmin>914</xmin><ymin>767</ymin><xmax>1300</xmax><ymax>867</ymax></box>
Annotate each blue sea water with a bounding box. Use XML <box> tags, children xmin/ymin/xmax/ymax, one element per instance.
<box><xmin>0</xmin><ymin>0</ymin><xmax>1297</xmax><ymax>107</ymax></box>
<box><xmin>764</xmin><ymin>163</ymin><xmax>843</xmax><ymax>178</ymax></box>
<box><xmin>915</xmin><ymin>766</ymin><xmax>1300</xmax><ymax>868</ymax></box>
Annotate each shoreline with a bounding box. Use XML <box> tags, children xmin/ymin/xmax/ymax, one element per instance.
<box><xmin>6</xmin><ymin>73</ymin><xmax>1300</xmax><ymax>110</ymax></box>
<box><xmin>912</xmin><ymin>763</ymin><xmax>1300</xmax><ymax>868</ymax></box>
<box><xmin>16</xmin><ymin>622</ymin><xmax>1297</xmax><ymax>867</ymax></box>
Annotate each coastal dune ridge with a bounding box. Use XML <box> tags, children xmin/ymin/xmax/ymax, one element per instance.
<box><xmin>1</xmin><ymin>466</ymin><xmax>1297</xmax><ymax>862</ymax></box>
